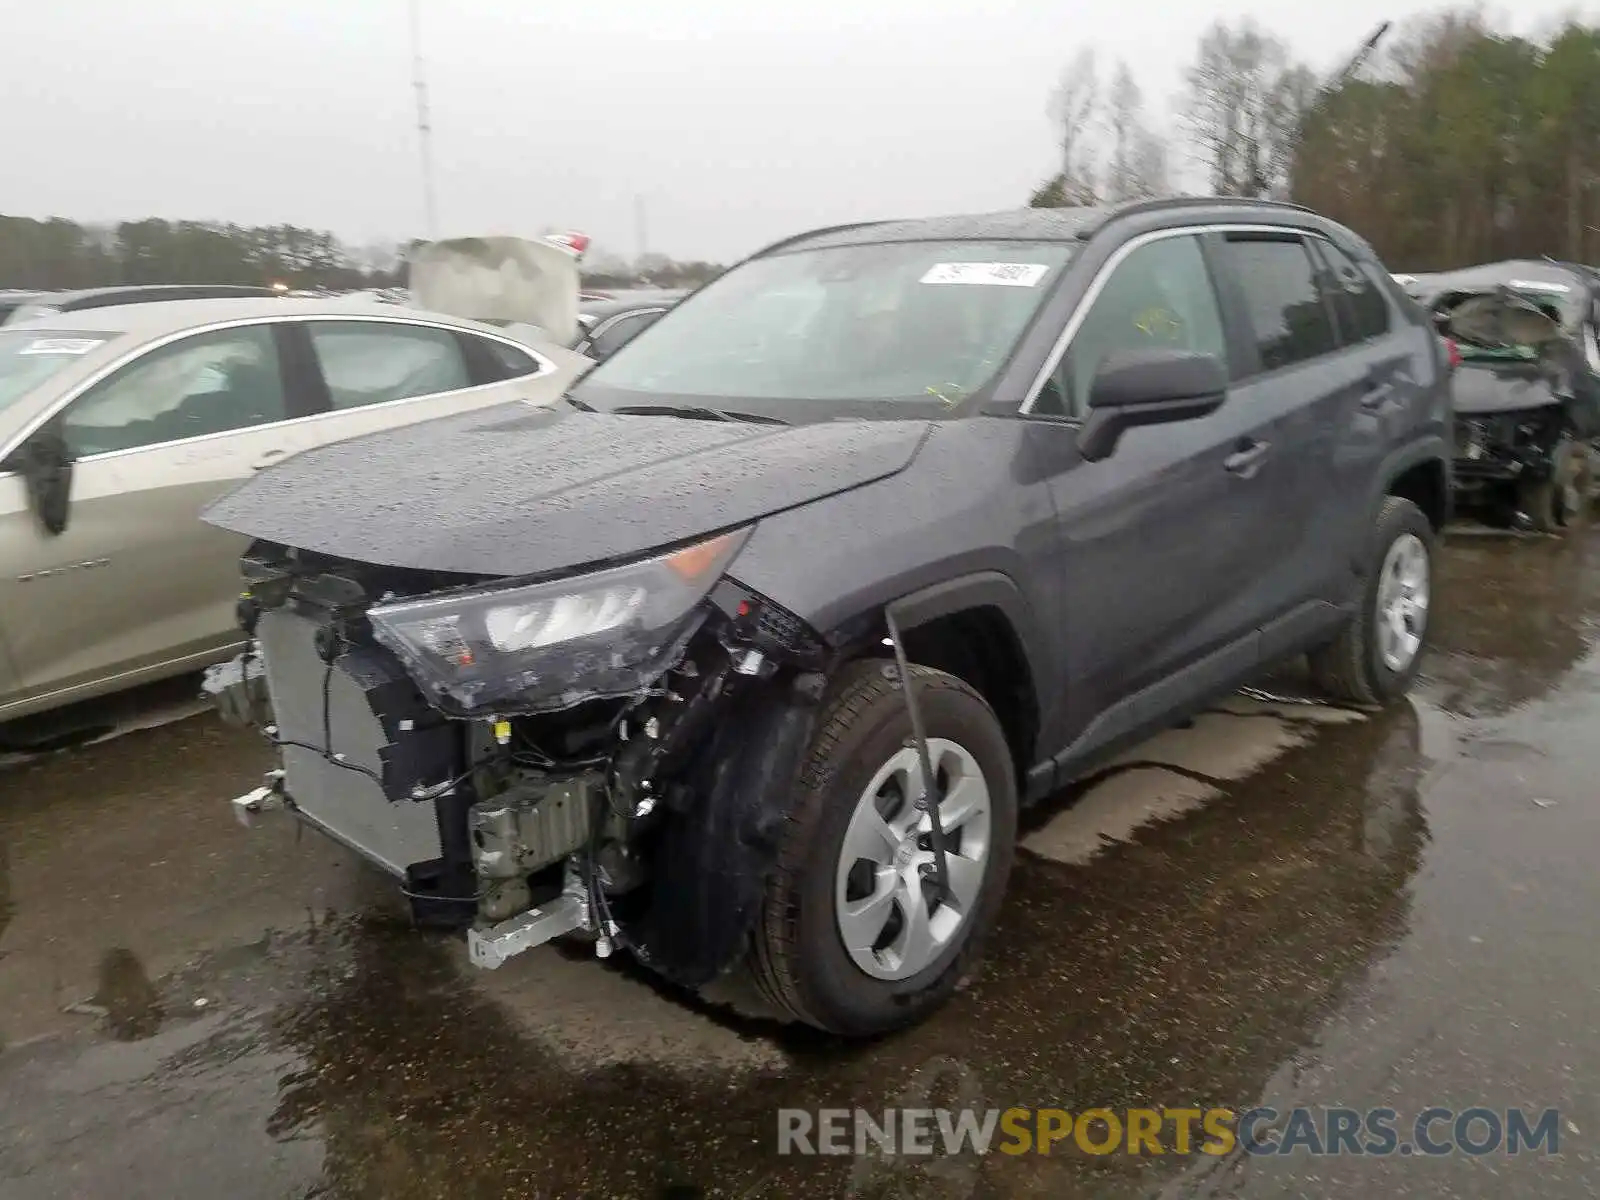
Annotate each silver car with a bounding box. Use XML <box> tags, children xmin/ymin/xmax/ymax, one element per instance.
<box><xmin>0</xmin><ymin>297</ymin><xmax>588</xmax><ymax>723</ymax></box>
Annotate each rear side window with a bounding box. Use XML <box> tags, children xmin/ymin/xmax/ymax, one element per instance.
<box><xmin>471</xmin><ymin>335</ymin><xmax>543</xmax><ymax>380</ymax></box>
<box><xmin>590</xmin><ymin>310</ymin><xmax>664</xmax><ymax>361</ymax></box>
<box><xmin>307</xmin><ymin>321</ymin><xmax>471</xmax><ymax>410</ymax></box>
<box><xmin>1315</xmin><ymin>242</ymin><xmax>1391</xmax><ymax>344</ymax></box>
<box><xmin>1221</xmin><ymin>236</ymin><xmax>1338</xmax><ymax>372</ymax></box>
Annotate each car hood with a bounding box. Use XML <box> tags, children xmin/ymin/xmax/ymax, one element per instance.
<box><xmin>1454</xmin><ymin>363</ymin><xmax>1563</xmax><ymax>414</ymax></box>
<box><xmin>408</xmin><ymin>236</ymin><xmax>581</xmax><ymax>346</ymax></box>
<box><xmin>202</xmin><ymin>403</ymin><xmax>931</xmax><ymax>577</ymax></box>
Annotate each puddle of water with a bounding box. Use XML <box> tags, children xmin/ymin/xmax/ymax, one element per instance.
<box><xmin>0</xmin><ymin>676</ymin><xmax>209</xmax><ymax>769</ymax></box>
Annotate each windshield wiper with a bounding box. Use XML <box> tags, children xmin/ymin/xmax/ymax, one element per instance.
<box><xmin>611</xmin><ymin>404</ymin><xmax>789</xmax><ymax>426</ymax></box>
<box><xmin>563</xmin><ymin>392</ymin><xmax>596</xmax><ymax>411</ymax></box>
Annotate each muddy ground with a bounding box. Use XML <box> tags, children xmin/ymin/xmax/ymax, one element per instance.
<box><xmin>2</xmin><ymin>527</ymin><xmax>1598</xmax><ymax>1198</ymax></box>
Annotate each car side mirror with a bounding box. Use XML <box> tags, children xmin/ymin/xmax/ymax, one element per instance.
<box><xmin>1075</xmin><ymin>348</ymin><xmax>1228</xmax><ymax>463</ymax></box>
<box><xmin>3</xmin><ymin>426</ymin><xmax>75</xmax><ymax>536</ymax></box>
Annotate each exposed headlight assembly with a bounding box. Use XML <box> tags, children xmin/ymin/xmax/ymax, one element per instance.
<box><xmin>367</xmin><ymin>528</ymin><xmax>750</xmax><ymax>715</ymax></box>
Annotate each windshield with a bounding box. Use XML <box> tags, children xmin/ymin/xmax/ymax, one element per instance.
<box><xmin>0</xmin><ymin>330</ymin><xmax>114</xmax><ymax>416</ymax></box>
<box><xmin>3</xmin><ymin>302</ymin><xmax>64</xmax><ymax>327</ymax></box>
<box><xmin>571</xmin><ymin>239</ymin><xmax>1075</xmax><ymax>414</ymax></box>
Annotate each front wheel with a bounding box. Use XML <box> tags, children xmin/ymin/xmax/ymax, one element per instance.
<box><xmin>1516</xmin><ymin>435</ymin><xmax>1591</xmax><ymax>533</ymax></box>
<box><xmin>740</xmin><ymin>661</ymin><xmax>1017</xmax><ymax>1037</ymax></box>
<box><xmin>1309</xmin><ymin>496</ymin><xmax>1435</xmax><ymax>707</ymax></box>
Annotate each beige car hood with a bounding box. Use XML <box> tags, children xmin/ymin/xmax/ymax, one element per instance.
<box><xmin>408</xmin><ymin>237</ymin><xmax>581</xmax><ymax>347</ymax></box>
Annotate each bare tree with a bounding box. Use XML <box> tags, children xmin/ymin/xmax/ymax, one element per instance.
<box><xmin>1180</xmin><ymin>19</ymin><xmax>1313</xmax><ymax>197</ymax></box>
<box><xmin>1046</xmin><ymin>48</ymin><xmax>1101</xmax><ymax>204</ymax></box>
<box><xmin>1130</xmin><ymin>126</ymin><xmax>1171</xmax><ymax>199</ymax></box>
<box><xmin>1104</xmin><ymin>62</ymin><xmax>1172</xmax><ymax>201</ymax></box>
<box><xmin>1104</xmin><ymin>62</ymin><xmax>1140</xmax><ymax>202</ymax></box>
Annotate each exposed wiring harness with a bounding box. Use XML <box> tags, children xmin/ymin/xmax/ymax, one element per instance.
<box><xmin>579</xmin><ymin>693</ymin><xmax>662</xmax><ymax>958</ymax></box>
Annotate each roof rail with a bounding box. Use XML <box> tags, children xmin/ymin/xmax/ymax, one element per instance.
<box><xmin>744</xmin><ymin>219</ymin><xmax>895</xmax><ymax>260</ymax></box>
<box><xmin>1103</xmin><ymin>195</ymin><xmax>1317</xmax><ymax>222</ymax></box>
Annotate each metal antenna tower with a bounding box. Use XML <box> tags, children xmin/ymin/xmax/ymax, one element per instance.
<box><xmin>409</xmin><ymin>0</ymin><xmax>439</xmax><ymax>238</ymax></box>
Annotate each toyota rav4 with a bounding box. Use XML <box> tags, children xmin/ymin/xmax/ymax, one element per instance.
<box><xmin>202</xmin><ymin>198</ymin><xmax>1451</xmax><ymax>1037</ymax></box>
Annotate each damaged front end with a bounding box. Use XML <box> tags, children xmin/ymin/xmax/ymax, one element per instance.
<box><xmin>1434</xmin><ymin>285</ymin><xmax>1595</xmax><ymax>511</ymax></box>
<box><xmin>1452</xmin><ymin>403</ymin><xmax>1568</xmax><ymax>487</ymax></box>
<box><xmin>203</xmin><ymin>531</ymin><xmax>830</xmax><ymax>985</ymax></box>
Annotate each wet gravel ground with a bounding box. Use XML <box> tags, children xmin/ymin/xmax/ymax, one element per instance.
<box><xmin>3</xmin><ymin>527</ymin><xmax>1600</xmax><ymax>1198</ymax></box>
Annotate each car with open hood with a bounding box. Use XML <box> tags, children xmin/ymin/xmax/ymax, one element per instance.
<box><xmin>572</xmin><ymin>290</ymin><xmax>687</xmax><ymax>362</ymax></box>
<box><xmin>0</xmin><ymin>245</ymin><xmax>592</xmax><ymax>728</ymax></box>
<box><xmin>1402</xmin><ymin>260</ymin><xmax>1600</xmax><ymax>531</ymax></box>
<box><xmin>202</xmin><ymin>197</ymin><xmax>1451</xmax><ymax>1037</ymax></box>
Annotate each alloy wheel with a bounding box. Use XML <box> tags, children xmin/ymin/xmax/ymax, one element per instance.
<box><xmin>1376</xmin><ymin>532</ymin><xmax>1429</xmax><ymax>673</ymax></box>
<box><xmin>833</xmin><ymin>738</ymin><xmax>993</xmax><ymax>981</ymax></box>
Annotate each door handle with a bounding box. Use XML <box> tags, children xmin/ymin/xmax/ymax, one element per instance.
<box><xmin>1224</xmin><ymin>439</ymin><xmax>1271</xmax><ymax>477</ymax></box>
<box><xmin>1361</xmin><ymin>364</ymin><xmax>1404</xmax><ymax>410</ymax></box>
<box><xmin>1360</xmin><ymin>382</ymin><xmax>1396</xmax><ymax>411</ymax></box>
<box><xmin>252</xmin><ymin>448</ymin><xmax>289</xmax><ymax>471</ymax></box>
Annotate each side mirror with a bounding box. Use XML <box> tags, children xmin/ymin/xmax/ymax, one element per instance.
<box><xmin>1076</xmin><ymin>348</ymin><xmax>1228</xmax><ymax>463</ymax></box>
<box><xmin>3</xmin><ymin>426</ymin><xmax>75</xmax><ymax>536</ymax></box>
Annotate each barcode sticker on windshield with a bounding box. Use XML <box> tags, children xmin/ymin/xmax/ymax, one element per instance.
<box><xmin>20</xmin><ymin>337</ymin><xmax>101</xmax><ymax>356</ymax></box>
<box><xmin>920</xmin><ymin>262</ymin><xmax>1050</xmax><ymax>287</ymax></box>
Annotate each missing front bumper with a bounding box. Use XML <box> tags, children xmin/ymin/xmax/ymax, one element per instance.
<box><xmin>1453</xmin><ymin>411</ymin><xmax>1563</xmax><ymax>484</ymax></box>
<box><xmin>468</xmin><ymin>879</ymin><xmax>593</xmax><ymax>969</ymax></box>
<box><xmin>207</xmin><ymin>611</ymin><xmax>614</xmax><ymax>971</ymax></box>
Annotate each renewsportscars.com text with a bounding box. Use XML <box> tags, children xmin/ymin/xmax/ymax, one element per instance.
<box><xmin>777</xmin><ymin>1106</ymin><xmax>1562</xmax><ymax>1158</ymax></box>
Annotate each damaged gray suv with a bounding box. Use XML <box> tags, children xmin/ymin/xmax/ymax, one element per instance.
<box><xmin>203</xmin><ymin>198</ymin><xmax>1451</xmax><ymax>1037</ymax></box>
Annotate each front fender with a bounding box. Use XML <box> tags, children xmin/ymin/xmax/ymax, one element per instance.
<box><xmin>627</xmin><ymin>669</ymin><xmax>825</xmax><ymax>988</ymax></box>
<box><xmin>885</xmin><ymin>570</ymin><xmax>1047</xmax><ymax>670</ymax></box>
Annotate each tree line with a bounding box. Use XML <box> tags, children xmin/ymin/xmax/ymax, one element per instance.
<box><xmin>0</xmin><ymin>217</ymin><xmax>401</xmax><ymax>293</ymax></box>
<box><xmin>0</xmin><ymin>216</ymin><xmax>726</xmax><ymax>294</ymax></box>
<box><xmin>1031</xmin><ymin>10</ymin><xmax>1600</xmax><ymax>271</ymax></box>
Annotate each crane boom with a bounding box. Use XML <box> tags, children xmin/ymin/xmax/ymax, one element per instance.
<box><xmin>1253</xmin><ymin>20</ymin><xmax>1391</xmax><ymax>198</ymax></box>
<box><xmin>1329</xmin><ymin>21</ymin><xmax>1391</xmax><ymax>92</ymax></box>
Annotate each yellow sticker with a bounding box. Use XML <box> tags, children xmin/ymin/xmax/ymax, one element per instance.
<box><xmin>1135</xmin><ymin>307</ymin><xmax>1183</xmax><ymax>339</ymax></box>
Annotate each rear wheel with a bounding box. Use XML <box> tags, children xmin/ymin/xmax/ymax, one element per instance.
<box><xmin>740</xmin><ymin>661</ymin><xmax>1017</xmax><ymax>1037</ymax></box>
<box><xmin>1310</xmin><ymin>496</ymin><xmax>1434</xmax><ymax>707</ymax></box>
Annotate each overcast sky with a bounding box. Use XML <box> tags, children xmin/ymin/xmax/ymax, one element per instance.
<box><xmin>4</xmin><ymin>0</ymin><xmax>1591</xmax><ymax>263</ymax></box>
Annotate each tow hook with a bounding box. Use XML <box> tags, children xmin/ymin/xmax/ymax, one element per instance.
<box><xmin>230</xmin><ymin>768</ymin><xmax>286</xmax><ymax>828</ymax></box>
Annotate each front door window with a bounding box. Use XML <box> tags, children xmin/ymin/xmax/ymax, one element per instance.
<box><xmin>60</xmin><ymin>325</ymin><xmax>287</xmax><ymax>457</ymax></box>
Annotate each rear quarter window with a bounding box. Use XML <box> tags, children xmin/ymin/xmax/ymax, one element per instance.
<box><xmin>1315</xmin><ymin>242</ymin><xmax>1392</xmax><ymax>344</ymax></box>
<box><xmin>470</xmin><ymin>334</ymin><xmax>544</xmax><ymax>381</ymax></box>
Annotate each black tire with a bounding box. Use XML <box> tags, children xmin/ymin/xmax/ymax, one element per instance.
<box><xmin>1309</xmin><ymin>495</ymin><xmax>1435</xmax><ymax>707</ymax></box>
<box><xmin>1517</xmin><ymin>435</ymin><xmax>1590</xmax><ymax>534</ymax></box>
<box><xmin>738</xmin><ymin>660</ymin><xmax>1017</xmax><ymax>1037</ymax></box>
